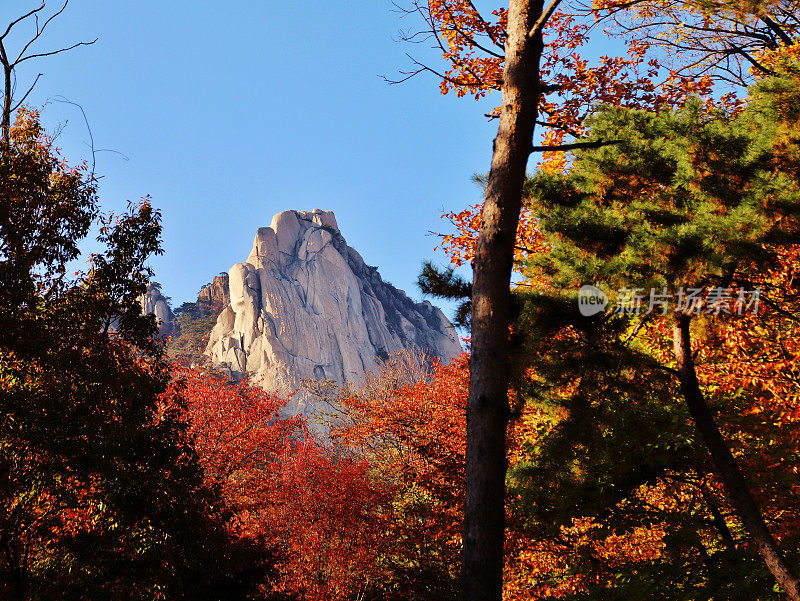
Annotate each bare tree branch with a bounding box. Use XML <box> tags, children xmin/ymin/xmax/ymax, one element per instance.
<box><xmin>383</xmin><ymin>53</ymin><xmax>479</xmax><ymax>87</ymax></box>
<box><xmin>11</xmin><ymin>73</ymin><xmax>42</xmax><ymax>111</ymax></box>
<box><xmin>52</xmin><ymin>96</ymin><xmax>97</xmax><ymax>179</ymax></box>
<box><xmin>529</xmin><ymin>0</ymin><xmax>564</xmax><ymax>37</ymax></box>
<box><xmin>17</xmin><ymin>39</ymin><xmax>97</xmax><ymax>65</ymax></box>
<box><xmin>0</xmin><ymin>3</ymin><xmax>46</xmax><ymax>41</ymax></box>
<box><xmin>13</xmin><ymin>0</ymin><xmax>70</xmax><ymax>65</ymax></box>
<box><xmin>0</xmin><ymin>1</ymin><xmax>96</xmax><ymax>146</ymax></box>
<box><xmin>529</xmin><ymin>139</ymin><xmax>621</xmax><ymax>153</ymax></box>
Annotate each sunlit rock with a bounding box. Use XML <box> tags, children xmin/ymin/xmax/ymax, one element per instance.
<box><xmin>205</xmin><ymin>209</ymin><xmax>462</xmax><ymax>408</ymax></box>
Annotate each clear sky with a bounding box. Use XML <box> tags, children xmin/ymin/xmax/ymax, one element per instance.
<box><xmin>3</xmin><ymin>0</ymin><xmax>501</xmax><ymax>311</ymax></box>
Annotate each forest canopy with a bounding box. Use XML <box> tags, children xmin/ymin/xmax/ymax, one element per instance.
<box><xmin>1</xmin><ymin>0</ymin><xmax>800</xmax><ymax>600</ymax></box>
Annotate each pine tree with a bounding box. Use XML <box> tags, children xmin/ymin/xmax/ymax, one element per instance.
<box><xmin>522</xmin><ymin>68</ymin><xmax>800</xmax><ymax>598</ymax></box>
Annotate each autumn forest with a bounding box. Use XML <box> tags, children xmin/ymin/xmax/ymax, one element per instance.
<box><xmin>2</xmin><ymin>0</ymin><xmax>800</xmax><ymax>600</ymax></box>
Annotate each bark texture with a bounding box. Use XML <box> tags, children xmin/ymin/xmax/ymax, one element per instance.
<box><xmin>460</xmin><ymin>1</ymin><xmax>545</xmax><ymax>599</ymax></box>
<box><xmin>673</xmin><ymin>313</ymin><xmax>800</xmax><ymax>601</ymax></box>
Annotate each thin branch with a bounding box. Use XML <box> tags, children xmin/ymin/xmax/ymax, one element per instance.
<box><xmin>529</xmin><ymin>139</ymin><xmax>621</xmax><ymax>153</ymax></box>
<box><xmin>464</xmin><ymin>0</ymin><xmax>504</xmax><ymax>48</ymax></box>
<box><xmin>52</xmin><ymin>96</ymin><xmax>96</xmax><ymax>178</ymax></box>
<box><xmin>11</xmin><ymin>73</ymin><xmax>42</xmax><ymax>111</ymax></box>
<box><xmin>16</xmin><ymin>39</ymin><xmax>97</xmax><ymax>65</ymax></box>
<box><xmin>92</xmin><ymin>147</ymin><xmax>130</xmax><ymax>161</ymax></box>
<box><xmin>443</xmin><ymin>13</ymin><xmax>504</xmax><ymax>58</ymax></box>
<box><xmin>426</xmin><ymin>7</ymin><xmax>498</xmax><ymax>91</ymax></box>
<box><xmin>13</xmin><ymin>0</ymin><xmax>70</xmax><ymax>65</ymax></box>
<box><xmin>388</xmin><ymin>0</ymin><xmax>504</xmax><ymax>93</ymax></box>
<box><xmin>672</xmin><ymin>20</ymin><xmax>775</xmax><ymax>45</ymax></box>
<box><xmin>0</xmin><ymin>4</ymin><xmax>46</xmax><ymax>41</ymax></box>
<box><xmin>534</xmin><ymin>118</ymin><xmax>581</xmax><ymax>137</ymax></box>
<box><xmin>383</xmin><ymin>54</ymin><xmax>474</xmax><ymax>87</ymax></box>
<box><xmin>590</xmin><ymin>0</ymin><xmax>649</xmax><ymax>18</ymax></box>
<box><xmin>529</xmin><ymin>0</ymin><xmax>564</xmax><ymax>37</ymax></box>
<box><xmin>437</xmin><ymin>0</ymin><xmax>503</xmax><ymax>58</ymax></box>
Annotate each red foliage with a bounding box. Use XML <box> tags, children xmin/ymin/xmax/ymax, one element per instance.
<box><xmin>268</xmin><ymin>441</ymin><xmax>389</xmax><ymax>601</ymax></box>
<box><xmin>334</xmin><ymin>354</ymin><xmax>470</xmax><ymax>558</ymax></box>
<box><xmin>174</xmin><ymin>367</ymin><xmax>389</xmax><ymax>600</ymax></box>
<box><xmin>171</xmin><ymin>367</ymin><xmax>303</xmax><ymax>536</ymax></box>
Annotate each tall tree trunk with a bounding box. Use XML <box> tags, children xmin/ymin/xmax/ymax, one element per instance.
<box><xmin>674</xmin><ymin>313</ymin><xmax>800</xmax><ymax>601</ymax></box>
<box><xmin>1</xmin><ymin>66</ymin><xmax>10</xmax><ymax>147</ymax></box>
<box><xmin>1</xmin><ymin>50</ymin><xmax>11</xmax><ymax>148</ymax></box>
<box><xmin>460</xmin><ymin>1</ymin><xmax>545</xmax><ymax>599</ymax></box>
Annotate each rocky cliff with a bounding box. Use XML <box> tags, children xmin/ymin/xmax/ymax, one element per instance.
<box><xmin>205</xmin><ymin>209</ymin><xmax>461</xmax><ymax>395</ymax></box>
<box><xmin>140</xmin><ymin>283</ymin><xmax>174</xmax><ymax>335</ymax></box>
<box><xmin>197</xmin><ymin>274</ymin><xmax>230</xmax><ymax>317</ymax></box>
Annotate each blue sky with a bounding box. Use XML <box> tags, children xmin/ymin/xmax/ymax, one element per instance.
<box><xmin>3</xmin><ymin>0</ymin><xmax>500</xmax><ymax>308</ymax></box>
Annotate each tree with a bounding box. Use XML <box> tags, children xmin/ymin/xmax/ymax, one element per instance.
<box><xmin>178</xmin><ymin>367</ymin><xmax>391</xmax><ymax>600</ymax></box>
<box><xmin>0</xmin><ymin>2</ymin><xmax>95</xmax><ymax>146</ymax></box>
<box><xmin>168</xmin><ymin>306</ymin><xmax>218</xmax><ymax>366</ymax></box>
<box><xmin>524</xmin><ymin>69</ymin><xmax>800</xmax><ymax>598</ymax></box>
<box><xmin>451</xmin><ymin>1</ymin><xmax>565</xmax><ymax>599</ymax></box>
<box><xmin>594</xmin><ymin>0</ymin><xmax>800</xmax><ymax>89</ymax></box>
<box><xmin>173</xmin><ymin>367</ymin><xmax>304</xmax><ymax>537</ymax></box>
<box><xmin>268</xmin><ymin>441</ymin><xmax>388</xmax><ymax>601</ymax></box>
<box><xmin>403</xmin><ymin>4</ymin><xmax>800</xmax><ymax>595</ymax></box>
<box><xmin>496</xmin><ymin>277</ymin><xmax>800</xmax><ymax>598</ymax></box>
<box><xmin>425</xmin><ymin>0</ymin><xmax>800</xmax><ymax>269</ymax></box>
<box><xmin>0</xmin><ymin>106</ymin><xmax>264</xmax><ymax>600</ymax></box>
<box><xmin>332</xmin><ymin>353</ymin><xmax>471</xmax><ymax>599</ymax></box>
<box><xmin>0</xmin><ymin>10</ymin><xmax>257</xmax><ymax>590</ymax></box>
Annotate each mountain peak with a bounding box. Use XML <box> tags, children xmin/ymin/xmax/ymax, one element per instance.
<box><xmin>205</xmin><ymin>208</ymin><xmax>461</xmax><ymax>403</ymax></box>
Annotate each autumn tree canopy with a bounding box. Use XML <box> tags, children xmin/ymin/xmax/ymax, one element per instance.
<box><xmin>0</xmin><ymin>107</ymin><xmax>261</xmax><ymax>600</ymax></box>
<box><xmin>415</xmin><ymin>0</ymin><xmax>800</xmax><ymax>267</ymax></box>
<box><xmin>510</xmin><ymin>67</ymin><xmax>800</xmax><ymax>598</ymax></box>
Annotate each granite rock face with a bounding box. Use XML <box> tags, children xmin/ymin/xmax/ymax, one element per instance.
<box><xmin>197</xmin><ymin>274</ymin><xmax>230</xmax><ymax>317</ymax></box>
<box><xmin>140</xmin><ymin>284</ymin><xmax>175</xmax><ymax>335</ymax></box>
<box><xmin>205</xmin><ymin>209</ymin><xmax>461</xmax><ymax>397</ymax></box>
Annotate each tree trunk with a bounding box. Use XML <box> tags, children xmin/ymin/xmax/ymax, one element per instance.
<box><xmin>1</xmin><ymin>59</ymin><xmax>11</xmax><ymax>147</ymax></box>
<box><xmin>673</xmin><ymin>313</ymin><xmax>800</xmax><ymax>601</ymax></box>
<box><xmin>699</xmin><ymin>484</ymin><xmax>737</xmax><ymax>553</ymax></box>
<box><xmin>460</xmin><ymin>1</ymin><xmax>545</xmax><ymax>600</ymax></box>
<box><xmin>0</xmin><ymin>38</ymin><xmax>11</xmax><ymax>148</ymax></box>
